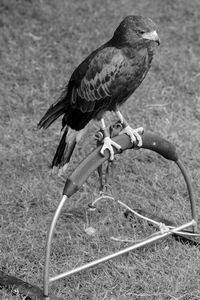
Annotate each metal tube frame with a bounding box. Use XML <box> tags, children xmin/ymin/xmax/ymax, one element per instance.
<box><xmin>43</xmin><ymin>195</ymin><xmax>68</xmax><ymax>298</ymax></box>
<box><xmin>176</xmin><ymin>160</ymin><xmax>197</xmax><ymax>232</ymax></box>
<box><xmin>43</xmin><ymin>161</ymin><xmax>198</xmax><ymax>299</ymax></box>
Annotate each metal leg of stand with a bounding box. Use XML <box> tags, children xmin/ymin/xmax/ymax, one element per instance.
<box><xmin>48</xmin><ymin>220</ymin><xmax>195</xmax><ymax>283</ymax></box>
<box><xmin>43</xmin><ymin>195</ymin><xmax>68</xmax><ymax>299</ymax></box>
<box><xmin>176</xmin><ymin>160</ymin><xmax>198</xmax><ymax>232</ymax></box>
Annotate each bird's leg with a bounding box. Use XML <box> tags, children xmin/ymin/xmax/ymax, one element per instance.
<box><xmin>104</xmin><ymin>158</ymin><xmax>115</xmax><ymax>192</ymax></box>
<box><xmin>100</xmin><ymin>118</ymin><xmax>122</xmax><ymax>161</ymax></box>
<box><xmin>116</xmin><ymin>111</ymin><xmax>144</xmax><ymax>147</ymax></box>
<box><xmin>95</xmin><ymin>131</ymin><xmax>105</xmax><ymax>191</ymax></box>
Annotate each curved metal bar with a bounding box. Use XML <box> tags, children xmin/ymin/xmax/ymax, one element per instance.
<box><xmin>43</xmin><ymin>195</ymin><xmax>68</xmax><ymax>298</ymax></box>
<box><xmin>176</xmin><ymin>160</ymin><xmax>197</xmax><ymax>232</ymax></box>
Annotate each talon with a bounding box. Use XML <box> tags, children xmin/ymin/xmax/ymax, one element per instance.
<box><xmin>100</xmin><ymin>136</ymin><xmax>121</xmax><ymax>160</ymax></box>
<box><xmin>119</xmin><ymin>126</ymin><xmax>144</xmax><ymax>147</ymax></box>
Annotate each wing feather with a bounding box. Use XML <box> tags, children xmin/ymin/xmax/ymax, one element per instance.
<box><xmin>72</xmin><ymin>48</ymin><xmax>125</xmax><ymax>111</ymax></box>
<box><xmin>69</xmin><ymin>45</ymin><xmax>149</xmax><ymax>114</ymax></box>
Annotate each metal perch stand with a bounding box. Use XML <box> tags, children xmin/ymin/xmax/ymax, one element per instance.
<box><xmin>43</xmin><ymin>131</ymin><xmax>198</xmax><ymax>299</ymax></box>
<box><xmin>0</xmin><ymin>130</ymin><xmax>198</xmax><ymax>300</ymax></box>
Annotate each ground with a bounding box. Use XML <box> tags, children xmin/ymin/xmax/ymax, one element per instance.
<box><xmin>1</xmin><ymin>0</ymin><xmax>200</xmax><ymax>299</ymax></box>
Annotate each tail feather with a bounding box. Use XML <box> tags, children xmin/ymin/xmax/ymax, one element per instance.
<box><xmin>38</xmin><ymin>90</ymin><xmax>67</xmax><ymax>129</ymax></box>
<box><xmin>38</xmin><ymin>101</ymin><xmax>65</xmax><ymax>129</ymax></box>
<box><xmin>51</xmin><ymin>127</ymin><xmax>77</xmax><ymax>172</ymax></box>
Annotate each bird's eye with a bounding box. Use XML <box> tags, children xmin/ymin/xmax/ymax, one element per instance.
<box><xmin>139</xmin><ymin>30</ymin><xmax>145</xmax><ymax>35</ymax></box>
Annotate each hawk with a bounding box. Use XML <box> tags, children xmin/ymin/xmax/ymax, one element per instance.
<box><xmin>38</xmin><ymin>15</ymin><xmax>160</xmax><ymax>174</ymax></box>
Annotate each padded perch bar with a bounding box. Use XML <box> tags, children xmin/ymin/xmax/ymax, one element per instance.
<box><xmin>63</xmin><ymin>132</ymin><xmax>178</xmax><ymax>197</ymax></box>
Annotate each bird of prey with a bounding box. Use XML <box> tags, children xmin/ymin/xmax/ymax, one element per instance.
<box><xmin>38</xmin><ymin>15</ymin><xmax>160</xmax><ymax>174</ymax></box>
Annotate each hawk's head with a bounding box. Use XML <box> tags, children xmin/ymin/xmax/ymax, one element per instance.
<box><xmin>112</xmin><ymin>15</ymin><xmax>160</xmax><ymax>47</ymax></box>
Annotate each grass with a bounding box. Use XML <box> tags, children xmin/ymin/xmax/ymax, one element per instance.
<box><xmin>1</xmin><ymin>0</ymin><xmax>200</xmax><ymax>299</ymax></box>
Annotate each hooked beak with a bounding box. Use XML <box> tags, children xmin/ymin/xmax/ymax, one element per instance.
<box><xmin>142</xmin><ymin>30</ymin><xmax>160</xmax><ymax>45</ymax></box>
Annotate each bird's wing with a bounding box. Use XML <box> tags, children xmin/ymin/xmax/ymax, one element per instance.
<box><xmin>70</xmin><ymin>47</ymin><xmax>126</xmax><ymax>113</ymax></box>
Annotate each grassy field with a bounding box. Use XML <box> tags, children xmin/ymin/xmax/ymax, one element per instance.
<box><xmin>1</xmin><ymin>0</ymin><xmax>200</xmax><ymax>299</ymax></box>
